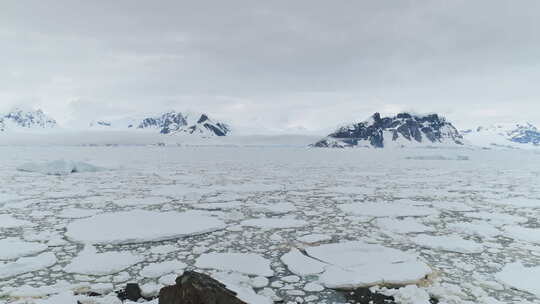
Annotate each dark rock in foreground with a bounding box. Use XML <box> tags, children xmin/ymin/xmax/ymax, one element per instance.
<box><xmin>159</xmin><ymin>271</ymin><xmax>247</xmax><ymax>304</ymax></box>
<box><xmin>117</xmin><ymin>283</ymin><xmax>143</xmax><ymax>302</ymax></box>
<box><xmin>343</xmin><ymin>287</ymin><xmax>439</xmax><ymax>304</ymax></box>
<box><xmin>312</xmin><ymin>112</ymin><xmax>464</xmax><ymax>148</ymax></box>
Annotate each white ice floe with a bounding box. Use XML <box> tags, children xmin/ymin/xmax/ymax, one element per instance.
<box><xmin>17</xmin><ymin>160</ymin><xmax>103</xmax><ymax>175</ymax></box>
<box><xmin>195</xmin><ymin>201</ymin><xmax>244</xmax><ymax>210</ymax></box>
<box><xmin>0</xmin><ymin>238</ymin><xmax>48</xmax><ymax>260</ymax></box>
<box><xmin>66</xmin><ymin>210</ymin><xmax>226</xmax><ymax>244</ymax></box>
<box><xmin>213</xmin><ymin>272</ymin><xmax>273</xmax><ymax>304</ymax></box>
<box><xmin>280</xmin><ymin>248</ymin><xmax>327</xmax><ymax>276</ymax></box>
<box><xmin>504</xmin><ymin>226</ymin><xmax>540</xmax><ymax>244</ymax></box>
<box><xmin>250</xmin><ymin>202</ymin><xmax>297</xmax><ymax>214</ymax></box>
<box><xmin>304</xmin><ymin>241</ymin><xmax>432</xmax><ymax>289</ymax></box>
<box><xmin>339</xmin><ymin>202</ymin><xmax>437</xmax><ymax>217</ymax></box>
<box><xmin>57</xmin><ymin>208</ymin><xmax>100</xmax><ymax>219</ymax></box>
<box><xmin>465</xmin><ymin>211</ymin><xmax>528</xmax><ymax>225</ymax></box>
<box><xmin>140</xmin><ymin>260</ymin><xmax>187</xmax><ymax>278</ymax></box>
<box><xmin>297</xmin><ymin>233</ymin><xmax>332</xmax><ymax>243</ymax></box>
<box><xmin>447</xmin><ymin>221</ymin><xmax>501</xmax><ymax>238</ymax></box>
<box><xmin>411</xmin><ymin>234</ymin><xmax>484</xmax><ymax>254</ymax></box>
<box><xmin>0</xmin><ymin>214</ymin><xmax>35</xmax><ymax>229</ymax></box>
<box><xmin>113</xmin><ymin>196</ymin><xmax>171</xmax><ymax>207</ymax></box>
<box><xmin>376</xmin><ymin>285</ymin><xmax>432</xmax><ymax>304</ymax></box>
<box><xmin>64</xmin><ymin>246</ymin><xmax>142</xmax><ymax>276</ymax></box>
<box><xmin>376</xmin><ymin>218</ymin><xmax>434</xmax><ymax>234</ymax></box>
<box><xmin>149</xmin><ymin>244</ymin><xmax>178</xmax><ymax>255</ymax></box>
<box><xmin>495</xmin><ymin>197</ymin><xmax>540</xmax><ymax>208</ymax></box>
<box><xmin>0</xmin><ymin>252</ymin><xmax>57</xmax><ymax>279</ymax></box>
<box><xmin>195</xmin><ymin>253</ymin><xmax>274</xmax><ymax>277</ymax></box>
<box><xmin>496</xmin><ymin>262</ymin><xmax>540</xmax><ymax>296</ymax></box>
<box><xmin>241</xmin><ymin>217</ymin><xmax>308</xmax><ymax>229</ymax></box>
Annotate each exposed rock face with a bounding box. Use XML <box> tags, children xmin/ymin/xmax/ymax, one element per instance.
<box><xmin>183</xmin><ymin>114</ymin><xmax>231</xmax><ymax>137</ymax></box>
<box><xmin>159</xmin><ymin>271</ymin><xmax>246</xmax><ymax>304</ymax></box>
<box><xmin>137</xmin><ymin>111</ymin><xmax>230</xmax><ymax>136</ymax></box>
<box><xmin>503</xmin><ymin>123</ymin><xmax>540</xmax><ymax>145</ymax></box>
<box><xmin>138</xmin><ymin>111</ymin><xmax>189</xmax><ymax>134</ymax></box>
<box><xmin>463</xmin><ymin>123</ymin><xmax>540</xmax><ymax>148</ymax></box>
<box><xmin>89</xmin><ymin>120</ymin><xmax>112</xmax><ymax>127</ymax></box>
<box><xmin>313</xmin><ymin>112</ymin><xmax>464</xmax><ymax>148</ymax></box>
<box><xmin>1</xmin><ymin>109</ymin><xmax>57</xmax><ymax>131</ymax></box>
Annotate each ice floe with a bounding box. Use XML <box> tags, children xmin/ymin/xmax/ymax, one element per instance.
<box><xmin>0</xmin><ymin>252</ymin><xmax>57</xmax><ymax>279</ymax></box>
<box><xmin>304</xmin><ymin>241</ymin><xmax>433</xmax><ymax>289</ymax></box>
<box><xmin>0</xmin><ymin>214</ymin><xmax>35</xmax><ymax>229</ymax></box>
<box><xmin>339</xmin><ymin>202</ymin><xmax>438</xmax><ymax>217</ymax></box>
<box><xmin>411</xmin><ymin>234</ymin><xmax>484</xmax><ymax>254</ymax></box>
<box><xmin>503</xmin><ymin>226</ymin><xmax>540</xmax><ymax>244</ymax></box>
<box><xmin>0</xmin><ymin>238</ymin><xmax>48</xmax><ymax>260</ymax></box>
<box><xmin>195</xmin><ymin>253</ymin><xmax>274</xmax><ymax>276</ymax></box>
<box><xmin>140</xmin><ymin>260</ymin><xmax>187</xmax><ymax>278</ymax></box>
<box><xmin>17</xmin><ymin>160</ymin><xmax>103</xmax><ymax>175</ymax></box>
<box><xmin>376</xmin><ymin>218</ymin><xmax>434</xmax><ymax>234</ymax></box>
<box><xmin>280</xmin><ymin>248</ymin><xmax>326</xmax><ymax>276</ymax></box>
<box><xmin>65</xmin><ymin>210</ymin><xmax>226</xmax><ymax>244</ymax></box>
<box><xmin>64</xmin><ymin>246</ymin><xmax>142</xmax><ymax>276</ymax></box>
<box><xmin>241</xmin><ymin>217</ymin><xmax>308</xmax><ymax>229</ymax></box>
<box><xmin>495</xmin><ymin>262</ymin><xmax>540</xmax><ymax>297</ymax></box>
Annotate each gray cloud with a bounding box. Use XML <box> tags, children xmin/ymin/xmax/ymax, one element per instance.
<box><xmin>1</xmin><ymin>0</ymin><xmax>539</xmax><ymax>132</ymax></box>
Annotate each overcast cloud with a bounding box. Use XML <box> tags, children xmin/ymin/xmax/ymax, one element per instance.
<box><xmin>1</xmin><ymin>0</ymin><xmax>539</xmax><ymax>133</ymax></box>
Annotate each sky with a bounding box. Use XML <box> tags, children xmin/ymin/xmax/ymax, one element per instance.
<box><xmin>1</xmin><ymin>0</ymin><xmax>539</xmax><ymax>134</ymax></box>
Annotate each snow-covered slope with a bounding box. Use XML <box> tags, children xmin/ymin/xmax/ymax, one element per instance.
<box><xmin>0</xmin><ymin>109</ymin><xmax>57</xmax><ymax>132</ymax></box>
<box><xmin>463</xmin><ymin>123</ymin><xmax>540</xmax><ymax>149</ymax></box>
<box><xmin>312</xmin><ymin>112</ymin><xmax>464</xmax><ymax>148</ymax></box>
<box><xmin>89</xmin><ymin>111</ymin><xmax>231</xmax><ymax>137</ymax></box>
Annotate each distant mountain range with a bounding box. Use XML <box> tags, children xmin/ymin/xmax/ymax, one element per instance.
<box><xmin>0</xmin><ymin>109</ymin><xmax>57</xmax><ymax>131</ymax></box>
<box><xmin>89</xmin><ymin>111</ymin><xmax>231</xmax><ymax>137</ymax></box>
<box><xmin>462</xmin><ymin>123</ymin><xmax>540</xmax><ymax>148</ymax></box>
<box><xmin>312</xmin><ymin>112</ymin><xmax>464</xmax><ymax>148</ymax></box>
<box><xmin>2</xmin><ymin>108</ymin><xmax>540</xmax><ymax>148</ymax></box>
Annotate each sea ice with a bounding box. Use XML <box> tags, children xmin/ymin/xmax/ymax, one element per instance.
<box><xmin>504</xmin><ymin>226</ymin><xmax>540</xmax><ymax>244</ymax></box>
<box><xmin>305</xmin><ymin>241</ymin><xmax>432</xmax><ymax>289</ymax></box>
<box><xmin>411</xmin><ymin>235</ymin><xmax>484</xmax><ymax>254</ymax></box>
<box><xmin>17</xmin><ymin>160</ymin><xmax>103</xmax><ymax>175</ymax></box>
<box><xmin>195</xmin><ymin>253</ymin><xmax>274</xmax><ymax>276</ymax></box>
<box><xmin>241</xmin><ymin>217</ymin><xmax>308</xmax><ymax>229</ymax></box>
<box><xmin>65</xmin><ymin>210</ymin><xmax>226</xmax><ymax>244</ymax></box>
<box><xmin>0</xmin><ymin>214</ymin><xmax>35</xmax><ymax>229</ymax></box>
<box><xmin>140</xmin><ymin>260</ymin><xmax>187</xmax><ymax>278</ymax></box>
<box><xmin>376</xmin><ymin>218</ymin><xmax>434</xmax><ymax>234</ymax></box>
<box><xmin>0</xmin><ymin>252</ymin><xmax>57</xmax><ymax>279</ymax></box>
<box><xmin>64</xmin><ymin>246</ymin><xmax>143</xmax><ymax>276</ymax></box>
<box><xmin>280</xmin><ymin>248</ymin><xmax>327</xmax><ymax>276</ymax></box>
<box><xmin>0</xmin><ymin>238</ymin><xmax>48</xmax><ymax>260</ymax></box>
<box><xmin>496</xmin><ymin>262</ymin><xmax>540</xmax><ymax>296</ymax></box>
<box><xmin>339</xmin><ymin>202</ymin><xmax>437</xmax><ymax>217</ymax></box>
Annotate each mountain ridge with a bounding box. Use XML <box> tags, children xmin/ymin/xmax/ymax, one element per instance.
<box><xmin>312</xmin><ymin>112</ymin><xmax>464</xmax><ymax>148</ymax></box>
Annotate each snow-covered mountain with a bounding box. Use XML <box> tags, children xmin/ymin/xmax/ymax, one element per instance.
<box><xmin>0</xmin><ymin>109</ymin><xmax>57</xmax><ymax>132</ymax></box>
<box><xmin>90</xmin><ymin>111</ymin><xmax>231</xmax><ymax>137</ymax></box>
<box><xmin>312</xmin><ymin>112</ymin><xmax>464</xmax><ymax>148</ymax></box>
<box><xmin>463</xmin><ymin>123</ymin><xmax>540</xmax><ymax>149</ymax></box>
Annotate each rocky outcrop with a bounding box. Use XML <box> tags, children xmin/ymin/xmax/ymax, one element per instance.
<box><xmin>463</xmin><ymin>123</ymin><xmax>540</xmax><ymax>148</ymax></box>
<box><xmin>1</xmin><ymin>109</ymin><xmax>57</xmax><ymax>131</ymax></box>
<box><xmin>137</xmin><ymin>111</ymin><xmax>230</xmax><ymax>136</ymax></box>
<box><xmin>312</xmin><ymin>112</ymin><xmax>464</xmax><ymax>148</ymax></box>
<box><xmin>502</xmin><ymin>123</ymin><xmax>540</xmax><ymax>145</ymax></box>
<box><xmin>138</xmin><ymin>111</ymin><xmax>189</xmax><ymax>134</ymax></box>
<box><xmin>181</xmin><ymin>114</ymin><xmax>231</xmax><ymax>137</ymax></box>
<box><xmin>159</xmin><ymin>271</ymin><xmax>247</xmax><ymax>304</ymax></box>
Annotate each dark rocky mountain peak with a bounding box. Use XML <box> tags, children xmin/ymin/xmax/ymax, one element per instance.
<box><xmin>312</xmin><ymin>112</ymin><xmax>464</xmax><ymax>148</ymax></box>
